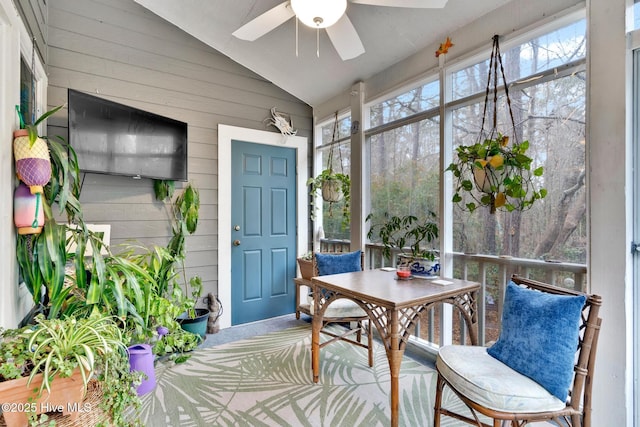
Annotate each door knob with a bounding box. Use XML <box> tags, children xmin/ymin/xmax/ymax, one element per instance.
<box><xmin>233</xmin><ymin>240</ymin><xmax>241</xmax><ymax>246</ymax></box>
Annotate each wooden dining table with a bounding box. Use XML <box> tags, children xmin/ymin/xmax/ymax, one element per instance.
<box><xmin>310</xmin><ymin>269</ymin><xmax>480</xmax><ymax>427</ymax></box>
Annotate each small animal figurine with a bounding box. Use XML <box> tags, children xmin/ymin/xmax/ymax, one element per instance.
<box><xmin>264</xmin><ymin>107</ymin><xmax>297</xmax><ymax>136</ymax></box>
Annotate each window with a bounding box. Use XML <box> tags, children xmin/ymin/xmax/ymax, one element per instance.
<box><xmin>310</xmin><ymin>18</ymin><xmax>586</xmax><ymax>269</ymax></box>
<box><xmin>369</xmin><ymin>80</ymin><xmax>439</xmax><ymax>128</ymax></box>
<box><xmin>314</xmin><ymin>115</ymin><xmax>352</xmax><ymax>240</ymax></box>
<box><xmin>450</xmin><ymin>21</ymin><xmax>586</xmax><ymax>102</ymax></box>
<box><xmin>20</xmin><ymin>57</ymin><xmax>35</xmax><ymax>125</ymax></box>
<box><xmin>365</xmin><ymin>80</ymin><xmax>441</xmax><ymax>250</ymax></box>
<box><xmin>449</xmin><ymin>20</ymin><xmax>586</xmax><ymax>263</ymax></box>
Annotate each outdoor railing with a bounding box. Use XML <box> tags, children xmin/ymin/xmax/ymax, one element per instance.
<box><xmin>318</xmin><ymin>239</ymin><xmax>587</xmax><ymax>352</ymax></box>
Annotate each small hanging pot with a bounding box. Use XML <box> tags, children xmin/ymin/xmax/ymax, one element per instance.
<box><xmin>321</xmin><ymin>179</ymin><xmax>343</xmax><ymax>202</ymax></box>
<box><xmin>13</xmin><ymin>129</ymin><xmax>52</xmax><ymax>195</ymax></box>
<box><xmin>14</xmin><ymin>182</ymin><xmax>44</xmax><ymax>235</ymax></box>
<box><xmin>472</xmin><ymin>164</ymin><xmax>511</xmax><ymax>194</ymax></box>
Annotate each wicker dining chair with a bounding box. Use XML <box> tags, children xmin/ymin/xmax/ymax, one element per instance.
<box><xmin>302</xmin><ymin>250</ymin><xmax>374</xmax><ymax>367</ymax></box>
<box><xmin>434</xmin><ymin>274</ymin><xmax>602</xmax><ymax>427</ymax></box>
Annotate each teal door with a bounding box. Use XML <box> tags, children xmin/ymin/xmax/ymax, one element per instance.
<box><xmin>231</xmin><ymin>140</ymin><xmax>297</xmax><ymax>325</ymax></box>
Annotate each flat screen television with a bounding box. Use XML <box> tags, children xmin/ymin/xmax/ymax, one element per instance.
<box><xmin>68</xmin><ymin>89</ymin><xmax>188</xmax><ymax>181</ymax></box>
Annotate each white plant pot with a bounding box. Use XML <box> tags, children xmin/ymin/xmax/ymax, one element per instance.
<box><xmin>473</xmin><ymin>165</ymin><xmax>512</xmax><ymax>194</ymax></box>
<box><xmin>321</xmin><ymin>180</ymin><xmax>343</xmax><ymax>202</ymax></box>
<box><xmin>397</xmin><ymin>254</ymin><xmax>440</xmax><ymax>278</ymax></box>
<box><xmin>473</xmin><ymin>167</ymin><xmax>494</xmax><ymax>193</ymax></box>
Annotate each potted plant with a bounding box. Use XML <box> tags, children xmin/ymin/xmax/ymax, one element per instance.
<box><xmin>446</xmin><ymin>35</ymin><xmax>546</xmax><ymax>214</ymax></box>
<box><xmin>0</xmin><ymin>314</ymin><xmax>141</xmax><ymax>426</ymax></box>
<box><xmin>13</xmin><ymin>105</ymin><xmax>120</xmax><ymax>322</ymax></box>
<box><xmin>154</xmin><ymin>181</ymin><xmax>209</xmax><ymax>340</ymax></box>
<box><xmin>446</xmin><ymin>132</ymin><xmax>546</xmax><ymax>213</ymax></box>
<box><xmin>297</xmin><ymin>251</ymin><xmax>314</xmax><ymax>280</ymax></box>
<box><xmin>306</xmin><ymin>112</ymin><xmax>351</xmax><ymax>228</ymax></box>
<box><xmin>366</xmin><ymin>211</ymin><xmax>440</xmax><ymax>278</ymax></box>
<box><xmin>307</xmin><ymin>168</ymin><xmax>351</xmax><ymax>228</ymax></box>
<box><xmin>106</xmin><ymin>244</ymin><xmax>202</xmax><ymax>358</ymax></box>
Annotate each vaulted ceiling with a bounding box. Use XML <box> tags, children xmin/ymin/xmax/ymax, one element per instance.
<box><xmin>134</xmin><ymin>0</ymin><xmax>512</xmax><ymax>107</ymax></box>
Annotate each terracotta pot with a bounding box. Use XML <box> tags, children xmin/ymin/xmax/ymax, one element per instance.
<box><xmin>297</xmin><ymin>258</ymin><xmax>314</xmax><ymax>280</ymax></box>
<box><xmin>0</xmin><ymin>368</ymin><xmax>85</xmax><ymax>427</ymax></box>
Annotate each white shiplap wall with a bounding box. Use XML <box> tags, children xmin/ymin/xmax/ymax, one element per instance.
<box><xmin>46</xmin><ymin>0</ymin><xmax>312</xmax><ymax>300</ymax></box>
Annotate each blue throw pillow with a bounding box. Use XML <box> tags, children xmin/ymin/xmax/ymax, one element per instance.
<box><xmin>487</xmin><ymin>281</ymin><xmax>586</xmax><ymax>402</ymax></box>
<box><xmin>315</xmin><ymin>250</ymin><xmax>362</xmax><ymax>276</ymax></box>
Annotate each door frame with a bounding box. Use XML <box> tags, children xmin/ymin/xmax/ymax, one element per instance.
<box><xmin>218</xmin><ymin>124</ymin><xmax>308</xmax><ymax>329</ymax></box>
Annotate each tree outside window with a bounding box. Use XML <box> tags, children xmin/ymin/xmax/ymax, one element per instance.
<box><xmin>366</xmin><ymin>82</ymin><xmax>441</xmax><ymax>254</ymax></box>
<box><xmin>450</xmin><ymin>21</ymin><xmax>586</xmax><ymax>263</ymax></box>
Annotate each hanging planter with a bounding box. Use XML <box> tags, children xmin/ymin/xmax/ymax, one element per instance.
<box><xmin>306</xmin><ymin>112</ymin><xmax>351</xmax><ymax>228</ymax></box>
<box><xmin>14</xmin><ymin>181</ymin><xmax>44</xmax><ymax>234</ymax></box>
<box><xmin>446</xmin><ymin>35</ymin><xmax>546</xmax><ymax>213</ymax></box>
<box><xmin>13</xmin><ymin>106</ymin><xmax>63</xmax><ymax>195</ymax></box>
<box><xmin>321</xmin><ymin>178</ymin><xmax>343</xmax><ymax>202</ymax></box>
<box><xmin>13</xmin><ymin>129</ymin><xmax>51</xmax><ymax>195</ymax></box>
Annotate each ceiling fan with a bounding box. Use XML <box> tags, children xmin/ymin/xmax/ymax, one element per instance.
<box><xmin>232</xmin><ymin>0</ymin><xmax>449</xmax><ymax>61</ymax></box>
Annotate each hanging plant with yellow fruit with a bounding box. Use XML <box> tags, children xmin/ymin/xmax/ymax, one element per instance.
<box><xmin>446</xmin><ymin>132</ymin><xmax>546</xmax><ymax>213</ymax></box>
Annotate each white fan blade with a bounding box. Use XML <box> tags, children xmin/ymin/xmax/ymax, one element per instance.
<box><xmin>232</xmin><ymin>1</ymin><xmax>295</xmax><ymax>41</ymax></box>
<box><xmin>326</xmin><ymin>14</ymin><xmax>365</xmax><ymax>60</ymax></box>
<box><xmin>350</xmin><ymin>0</ymin><xmax>448</xmax><ymax>8</ymax></box>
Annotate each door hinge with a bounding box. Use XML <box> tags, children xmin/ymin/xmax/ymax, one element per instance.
<box><xmin>632</xmin><ymin>241</ymin><xmax>640</xmax><ymax>253</ymax></box>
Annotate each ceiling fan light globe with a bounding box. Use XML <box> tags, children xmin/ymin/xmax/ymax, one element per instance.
<box><xmin>291</xmin><ymin>0</ymin><xmax>347</xmax><ymax>28</ymax></box>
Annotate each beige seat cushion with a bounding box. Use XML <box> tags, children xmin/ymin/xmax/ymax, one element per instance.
<box><xmin>305</xmin><ymin>295</ymin><xmax>367</xmax><ymax>318</ymax></box>
<box><xmin>437</xmin><ymin>345</ymin><xmax>566</xmax><ymax>413</ymax></box>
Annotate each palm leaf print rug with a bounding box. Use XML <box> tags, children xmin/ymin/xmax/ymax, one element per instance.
<box><xmin>139</xmin><ymin>325</ymin><xmax>467</xmax><ymax>426</ymax></box>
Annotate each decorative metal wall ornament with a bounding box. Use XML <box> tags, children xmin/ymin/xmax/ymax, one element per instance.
<box><xmin>264</xmin><ymin>107</ymin><xmax>297</xmax><ymax>136</ymax></box>
<box><xmin>446</xmin><ymin>35</ymin><xmax>546</xmax><ymax>213</ymax></box>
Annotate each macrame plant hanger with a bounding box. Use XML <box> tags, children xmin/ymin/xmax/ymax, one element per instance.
<box><xmin>328</xmin><ymin>111</ymin><xmax>345</xmax><ymax>176</ymax></box>
<box><xmin>322</xmin><ymin>111</ymin><xmax>344</xmax><ymax>210</ymax></box>
<box><xmin>479</xmin><ymin>35</ymin><xmax>518</xmax><ymax>150</ymax></box>
<box><xmin>472</xmin><ymin>34</ymin><xmax>542</xmax><ymax>213</ymax></box>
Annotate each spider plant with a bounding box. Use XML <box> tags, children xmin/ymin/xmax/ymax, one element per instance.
<box><xmin>0</xmin><ymin>314</ymin><xmax>142</xmax><ymax>425</ymax></box>
<box><xmin>25</xmin><ymin>314</ymin><xmax>126</xmax><ymax>394</ymax></box>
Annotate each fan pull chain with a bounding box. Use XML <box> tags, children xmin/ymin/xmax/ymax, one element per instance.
<box><xmin>295</xmin><ymin>18</ymin><xmax>299</xmax><ymax>57</ymax></box>
<box><xmin>316</xmin><ymin>28</ymin><xmax>320</xmax><ymax>58</ymax></box>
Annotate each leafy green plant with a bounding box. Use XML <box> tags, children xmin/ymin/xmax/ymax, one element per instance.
<box><xmin>0</xmin><ymin>314</ymin><xmax>142</xmax><ymax>425</ymax></box>
<box><xmin>446</xmin><ymin>37</ymin><xmax>546</xmax><ymax>214</ymax></box>
<box><xmin>306</xmin><ymin>168</ymin><xmax>351</xmax><ymax>228</ymax></box>
<box><xmin>14</xmin><ymin>106</ymin><xmax>112</xmax><ymax>320</ymax></box>
<box><xmin>306</xmin><ymin>112</ymin><xmax>351</xmax><ymax>229</ymax></box>
<box><xmin>366</xmin><ymin>211</ymin><xmax>439</xmax><ymax>261</ymax></box>
<box><xmin>154</xmin><ymin>181</ymin><xmax>202</xmax><ymax>315</ymax></box>
<box><xmin>446</xmin><ymin>132</ymin><xmax>547</xmax><ymax>213</ymax></box>
<box><xmin>25</xmin><ymin>315</ymin><xmax>125</xmax><ymax>393</ymax></box>
<box><xmin>114</xmin><ymin>243</ymin><xmax>201</xmax><ymax>356</ymax></box>
<box><xmin>15</xmin><ymin>104</ymin><xmax>64</xmax><ymax>147</ymax></box>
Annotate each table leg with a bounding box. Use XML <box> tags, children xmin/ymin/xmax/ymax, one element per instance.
<box><xmin>388</xmin><ymin>309</ymin><xmax>401</xmax><ymax>427</ymax></box>
<box><xmin>311</xmin><ymin>289</ymin><xmax>321</xmax><ymax>383</ymax></box>
<box><xmin>389</xmin><ymin>348</ymin><xmax>403</xmax><ymax>427</ymax></box>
